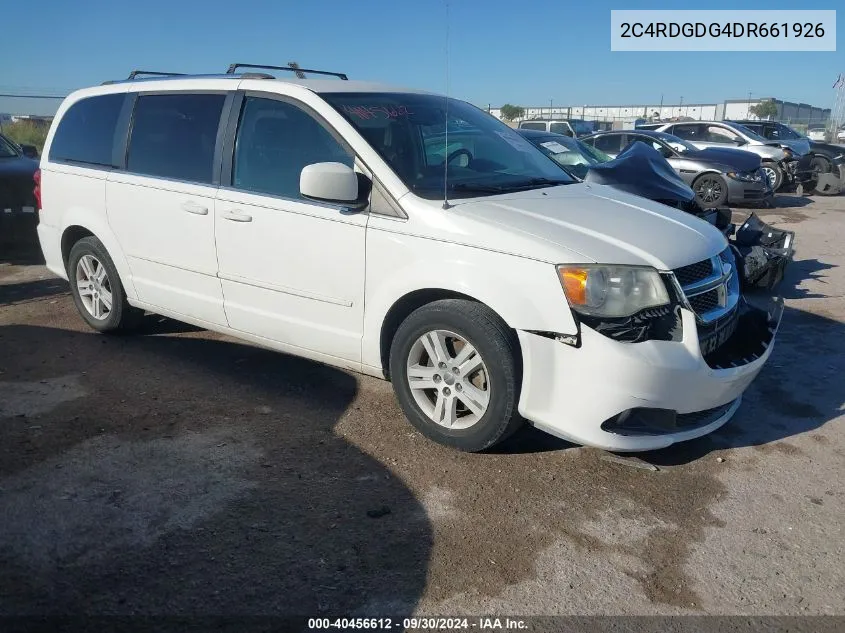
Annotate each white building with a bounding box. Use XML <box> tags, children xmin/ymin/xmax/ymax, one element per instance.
<box><xmin>490</xmin><ymin>98</ymin><xmax>830</xmax><ymax>127</ymax></box>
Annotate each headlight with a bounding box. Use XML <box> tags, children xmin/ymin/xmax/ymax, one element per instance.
<box><xmin>782</xmin><ymin>148</ymin><xmax>793</xmax><ymax>159</ymax></box>
<box><xmin>727</xmin><ymin>171</ymin><xmax>762</xmax><ymax>183</ymax></box>
<box><xmin>557</xmin><ymin>265</ymin><xmax>670</xmax><ymax>318</ymax></box>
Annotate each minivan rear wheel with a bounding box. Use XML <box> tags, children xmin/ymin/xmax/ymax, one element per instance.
<box><xmin>68</xmin><ymin>237</ymin><xmax>142</xmax><ymax>332</ymax></box>
<box><xmin>389</xmin><ymin>299</ymin><xmax>523</xmax><ymax>452</ymax></box>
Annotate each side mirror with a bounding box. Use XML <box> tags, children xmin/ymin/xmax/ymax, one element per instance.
<box><xmin>300</xmin><ymin>162</ymin><xmax>367</xmax><ymax>209</ymax></box>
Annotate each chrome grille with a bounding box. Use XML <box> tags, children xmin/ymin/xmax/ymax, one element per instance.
<box><xmin>688</xmin><ymin>289</ymin><xmax>719</xmax><ymax>313</ymax></box>
<box><xmin>673</xmin><ymin>259</ymin><xmax>713</xmax><ymax>286</ymax></box>
<box><xmin>672</xmin><ymin>249</ymin><xmax>740</xmax><ymax>324</ymax></box>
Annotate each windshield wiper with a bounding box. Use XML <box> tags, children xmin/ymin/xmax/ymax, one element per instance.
<box><xmin>451</xmin><ymin>177</ymin><xmax>571</xmax><ymax>194</ymax></box>
<box><xmin>450</xmin><ymin>183</ymin><xmax>510</xmax><ymax>193</ymax></box>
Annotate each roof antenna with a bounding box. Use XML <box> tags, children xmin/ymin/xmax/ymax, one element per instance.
<box><xmin>442</xmin><ymin>0</ymin><xmax>452</xmax><ymax>210</ymax></box>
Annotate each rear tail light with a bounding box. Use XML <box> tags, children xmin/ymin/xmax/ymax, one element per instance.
<box><xmin>33</xmin><ymin>168</ymin><xmax>41</xmax><ymax>211</ymax></box>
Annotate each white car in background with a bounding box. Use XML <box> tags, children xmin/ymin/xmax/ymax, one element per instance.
<box><xmin>35</xmin><ymin>65</ymin><xmax>782</xmax><ymax>453</ymax></box>
<box><xmin>807</xmin><ymin>125</ymin><xmax>827</xmax><ymax>142</ymax></box>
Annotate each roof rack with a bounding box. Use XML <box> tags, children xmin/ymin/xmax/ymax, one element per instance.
<box><xmin>226</xmin><ymin>63</ymin><xmax>348</xmax><ymax>80</ymax></box>
<box><xmin>101</xmin><ymin>70</ymin><xmax>188</xmax><ymax>85</ymax></box>
<box><xmin>127</xmin><ymin>70</ymin><xmax>187</xmax><ymax>79</ymax></box>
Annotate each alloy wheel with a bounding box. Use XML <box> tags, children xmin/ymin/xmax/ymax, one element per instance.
<box><xmin>75</xmin><ymin>254</ymin><xmax>113</xmax><ymax>320</ymax></box>
<box><xmin>696</xmin><ymin>177</ymin><xmax>723</xmax><ymax>204</ymax></box>
<box><xmin>761</xmin><ymin>166</ymin><xmax>777</xmax><ymax>189</ymax></box>
<box><xmin>406</xmin><ymin>329</ymin><xmax>490</xmax><ymax>430</ymax></box>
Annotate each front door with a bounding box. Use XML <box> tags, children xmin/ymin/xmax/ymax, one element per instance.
<box><xmin>107</xmin><ymin>92</ymin><xmax>229</xmax><ymax>325</ymax></box>
<box><xmin>214</xmin><ymin>94</ymin><xmax>368</xmax><ymax>363</ymax></box>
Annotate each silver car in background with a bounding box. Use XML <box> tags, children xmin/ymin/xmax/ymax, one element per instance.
<box><xmin>649</xmin><ymin>121</ymin><xmax>793</xmax><ymax>191</ymax></box>
<box><xmin>581</xmin><ymin>130</ymin><xmax>772</xmax><ymax>208</ymax></box>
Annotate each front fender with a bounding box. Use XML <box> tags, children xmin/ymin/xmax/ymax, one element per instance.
<box><xmin>361</xmin><ymin>228</ymin><xmax>578</xmax><ymax>370</ymax></box>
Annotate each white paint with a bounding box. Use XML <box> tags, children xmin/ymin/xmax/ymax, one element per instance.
<box><xmin>36</xmin><ymin>75</ymin><xmax>781</xmax><ymax>451</ymax></box>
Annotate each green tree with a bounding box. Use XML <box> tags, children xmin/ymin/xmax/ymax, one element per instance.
<box><xmin>499</xmin><ymin>104</ymin><xmax>525</xmax><ymax>121</ymax></box>
<box><xmin>749</xmin><ymin>99</ymin><xmax>778</xmax><ymax>120</ymax></box>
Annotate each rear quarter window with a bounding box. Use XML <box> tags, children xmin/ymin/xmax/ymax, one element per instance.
<box><xmin>49</xmin><ymin>94</ymin><xmax>125</xmax><ymax>166</ymax></box>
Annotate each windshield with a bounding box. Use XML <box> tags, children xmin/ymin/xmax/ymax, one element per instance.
<box><xmin>324</xmin><ymin>93</ymin><xmax>574</xmax><ymax>199</ymax></box>
<box><xmin>529</xmin><ymin>135</ymin><xmax>605</xmax><ymax>179</ymax></box>
<box><xmin>0</xmin><ymin>134</ymin><xmax>20</xmax><ymax>158</ymax></box>
<box><xmin>570</xmin><ymin>120</ymin><xmax>594</xmax><ymax>136</ymax></box>
<box><xmin>773</xmin><ymin>123</ymin><xmax>803</xmax><ymax>139</ymax></box>
<box><xmin>724</xmin><ymin>122</ymin><xmax>769</xmax><ymax>143</ymax></box>
<box><xmin>653</xmin><ymin>132</ymin><xmax>698</xmax><ymax>153</ymax></box>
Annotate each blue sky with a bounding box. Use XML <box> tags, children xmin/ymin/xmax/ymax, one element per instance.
<box><xmin>1</xmin><ymin>0</ymin><xmax>842</xmax><ymax>115</ymax></box>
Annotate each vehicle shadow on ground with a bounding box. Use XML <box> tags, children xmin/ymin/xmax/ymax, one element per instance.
<box><xmin>642</xmin><ymin>304</ymin><xmax>844</xmax><ymax>467</ymax></box>
<box><xmin>0</xmin><ymin>277</ymin><xmax>68</xmax><ymax>306</ymax></box>
<box><xmin>0</xmin><ymin>242</ymin><xmax>45</xmax><ymax>266</ymax></box>
<box><xmin>769</xmin><ymin>195</ymin><xmax>814</xmax><ymax>209</ymax></box>
<box><xmin>771</xmin><ymin>257</ymin><xmax>837</xmax><ymax>300</ymax></box>
<box><xmin>136</xmin><ymin>314</ymin><xmax>205</xmax><ymax>335</ymax></box>
<box><xmin>0</xmin><ymin>324</ymin><xmax>431</xmax><ymax>616</ymax></box>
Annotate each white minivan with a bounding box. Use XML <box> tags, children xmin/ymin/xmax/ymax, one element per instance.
<box><xmin>35</xmin><ymin>65</ymin><xmax>783</xmax><ymax>452</ymax></box>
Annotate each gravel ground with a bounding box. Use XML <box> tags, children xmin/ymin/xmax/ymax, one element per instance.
<box><xmin>0</xmin><ymin>193</ymin><xmax>843</xmax><ymax>618</ymax></box>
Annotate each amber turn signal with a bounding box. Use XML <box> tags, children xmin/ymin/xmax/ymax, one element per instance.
<box><xmin>558</xmin><ymin>267</ymin><xmax>589</xmax><ymax>306</ymax></box>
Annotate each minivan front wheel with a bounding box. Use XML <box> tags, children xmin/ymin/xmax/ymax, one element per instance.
<box><xmin>68</xmin><ymin>237</ymin><xmax>142</xmax><ymax>332</ymax></box>
<box><xmin>389</xmin><ymin>299</ymin><xmax>523</xmax><ymax>452</ymax></box>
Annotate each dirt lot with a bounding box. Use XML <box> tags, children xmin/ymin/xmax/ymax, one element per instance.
<box><xmin>0</xmin><ymin>194</ymin><xmax>843</xmax><ymax>618</ymax></box>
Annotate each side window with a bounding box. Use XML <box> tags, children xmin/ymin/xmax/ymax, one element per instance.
<box><xmin>232</xmin><ymin>97</ymin><xmax>353</xmax><ymax>199</ymax></box>
<box><xmin>741</xmin><ymin>123</ymin><xmax>763</xmax><ymax>137</ymax></box>
<box><xmin>127</xmin><ymin>93</ymin><xmax>226</xmax><ymax>184</ymax></box>
<box><xmin>520</xmin><ymin>122</ymin><xmax>546</xmax><ymax>131</ymax></box>
<box><xmin>592</xmin><ymin>134</ymin><xmax>623</xmax><ymax>154</ymax></box>
<box><xmin>705</xmin><ymin>125</ymin><xmax>740</xmax><ymax>143</ymax></box>
<box><xmin>49</xmin><ymin>94</ymin><xmax>124</xmax><ymax>166</ymax></box>
<box><xmin>766</xmin><ymin>126</ymin><xmax>780</xmax><ymax>139</ymax></box>
<box><xmin>549</xmin><ymin>123</ymin><xmax>573</xmax><ymax>136</ymax></box>
<box><xmin>670</xmin><ymin>124</ymin><xmax>699</xmax><ymax>141</ymax></box>
<box><xmin>629</xmin><ymin>135</ymin><xmax>672</xmax><ymax>157</ymax></box>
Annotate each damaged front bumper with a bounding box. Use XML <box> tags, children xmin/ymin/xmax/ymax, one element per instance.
<box><xmin>732</xmin><ymin>213</ymin><xmax>795</xmax><ymax>290</ymax></box>
<box><xmin>516</xmin><ymin>298</ymin><xmax>784</xmax><ymax>451</ymax></box>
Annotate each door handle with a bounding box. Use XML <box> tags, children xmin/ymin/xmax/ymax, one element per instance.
<box><xmin>181</xmin><ymin>201</ymin><xmax>209</xmax><ymax>215</ymax></box>
<box><xmin>222</xmin><ymin>209</ymin><xmax>253</xmax><ymax>222</ymax></box>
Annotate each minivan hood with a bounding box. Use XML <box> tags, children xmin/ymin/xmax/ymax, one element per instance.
<box><xmin>451</xmin><ymin>183</ymin><xmax>726</xmax><ymax>270</ymax></box>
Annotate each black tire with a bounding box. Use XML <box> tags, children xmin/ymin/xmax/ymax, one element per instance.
<box><xmin>67</xmin><ymin>236</ymin><xmax>143</xmax><ymax>333</ymax></box>
<box><xmin>811</xmin><ymin>155</ymin><xmax>833</xmax><ymax>175</ymax></box>
<box><xmin>761</xmin><ymin>161</ymin><xmax>784</xmax><ymax>192</ymax></box>
<box><xmin>692</xmin><ymin>173</ymin><xmax>729</xmax><ymax>209</ymax></box>
<box><xmin>389</xmin><ymin>299</ymin><xmax>523</xmax><ymax>452</ymax></box>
